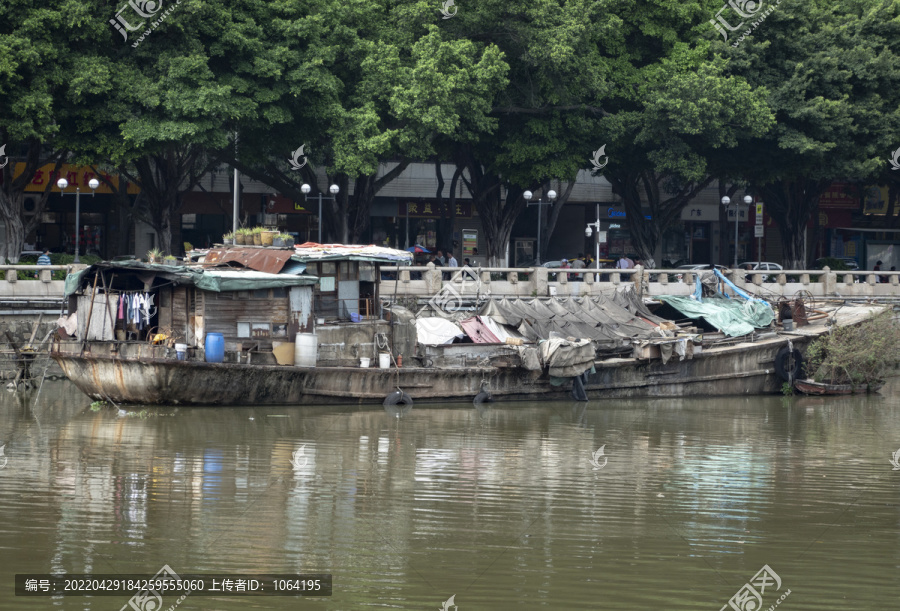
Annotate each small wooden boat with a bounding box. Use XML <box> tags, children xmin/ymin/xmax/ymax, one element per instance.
<box><xmin>793</xmin><ymin>378</ymin><xmax>882</xmax><ymax>395</ymax></box>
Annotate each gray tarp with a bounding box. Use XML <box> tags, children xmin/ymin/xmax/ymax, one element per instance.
<box><xmin>478</xmin><ymin>291</ymin><xmax>661</xmax><ymax>350</ymax></box>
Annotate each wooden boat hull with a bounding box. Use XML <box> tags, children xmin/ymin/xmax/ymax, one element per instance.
<box><xmin>794</xmin><ymin>378</ymin><xmax>882</xmax><ymax>395</ymax></box>
<box><xmin>51</xmin><ymin>335</ymin><xmax>815</xmax><ymax>406</ymax></box>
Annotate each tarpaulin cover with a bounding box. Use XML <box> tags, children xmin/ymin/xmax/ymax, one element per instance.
<box><xmin>655</xmin><ymin>295</ymin><xmax>774</xmax><ymax>337</ymax></box>
<box><xmin>478</xmin><ymin>293</ymin><xmax>660</xmax><ymax>350</ymax></box>
<box><xmin>460</xmin><ymin>316</ymin><xmax>501</xmax><ymax>343</ymax></box>
<box><xmin>539</xmin><ymin>337</ymin><xmax>596</xmax><ymax>377</ymax></box>
<box><xmin>65</xmin><ymin>262</ymin><xmax>318</xmax><ymax>296</ymax></box>
<box><xmin>416</xmin><ymin>317</ymin><xmax>466</xmax><ymax>345</ymax></box>
<box><xmin>292</xmin><ymin>243</ymin><xmax>412</xmax><ymax>263</ymax></box>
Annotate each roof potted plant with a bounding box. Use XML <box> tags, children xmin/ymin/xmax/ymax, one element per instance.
<box><xmin>272</xmin><ymin>234</ymin><xmax>285</xmax><ymax>248</ymax></box>
<box><xmin>281</xmin><ymin>233</ymin><xmax>295</xmax><ymax>248</ymax></box>
<box><xmin>222</xmin><ymin>231</ymin><xmax>234</xmax><ymax>245</ymax></box>
<box><xmin>147</xmin><ymin>247</ymin><xmax>163</xmax><ymax>264</ymax></box>
<box><xmin>251</xmin><ymin>226</ymin><xmax>264</xmax><ymax>246</ymax></box>
<box><xmin>261</xmin><ymin>228</ymin><xmax>278</xmax><ymax>246</ymax></box>
<box><xmin>235</xmin><ymin>228</ymin><xmax>250</xmax><ymax>245</ymax></box>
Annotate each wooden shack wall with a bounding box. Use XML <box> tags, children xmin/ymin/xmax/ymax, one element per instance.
<box><xmin>158</xmin><ymin>286</ymin><xmax>190</xmax><ymax>343</ymax></box>
<box><xmin>199</xmin><ymin>289</ymin><xmax>291</xmax><ymax>350</ymax></box>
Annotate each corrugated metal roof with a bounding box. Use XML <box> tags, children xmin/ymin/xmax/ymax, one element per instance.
<box><xmin>203</xmin><ymin>248</ymin><xmax>296</xmax><ymax>274</ymax></box>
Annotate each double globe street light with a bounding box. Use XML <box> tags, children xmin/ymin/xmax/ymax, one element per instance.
<box><xmin>300</xmin><ymin>183</ymin><xmax>339</xmax><ymax>243</ymax></box>
<box><xmin>57</xmin><ymin>176</ymin><xmax>100</xmax><ymax>263</ymax></box>
<box><xmin>721</xmin><ymin>194</ymin><xmax>754</xmax><ymax>268</ymax></box>
<box><xmin>523</xmin><ymin>189</ymin><xmax>557</xmax><ymax>266</ymax></box>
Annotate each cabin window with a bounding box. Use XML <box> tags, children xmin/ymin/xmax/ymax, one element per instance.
<box><xmin>237</xmin><ymin>290</ymin><xmax>250</xmax><ymax>299</ymax></box>
<box><xmin>252</xmin><ymin>289</ymin><xmax>269</xmax><ymax>299</ymax></box>
<box><xmin>237</xmin><ymin>322</ymin><xmax>250</xmax><ymax>338</ymax></box>
<box><xmin>271</xmin><ymin>287</ymin><xmax>287</xmax><ymax>299</ymax></box>
<box><xmin>359</xmin><ymin>263</ymin><xmax>376</xmax><ymax>282</ymax></box>
<box><xmin>251</xmin><ymin>322</ymin><xmax>270</xmax><ymax>337</ymax></box>
<box><xmin>319</xmin><ymin>277</ymin><xmax>336</xmax><ymax>292</ymax></box>
<box><xmin>273</xmin><ymin>323</ymin><xmax>287</xmax><ymax>337</ymax></box>
<box><xmin>320</xmin><ymin>262</ymin><xmax>336</xmax><ymax>276</ymax></box>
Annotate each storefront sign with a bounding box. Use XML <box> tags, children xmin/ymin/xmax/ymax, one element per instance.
<box><xmin>819</xmin><ymin>181</ymin><xmax>860</xmax><ymax>209</ymax></box>
<box><xmin>400</xmin><ymin>201</ymin><xmax>473</xmax><ymax>218</ymax></box>
<box><xmin>462</xmin><ymin>229</ymin><xmax>478</xmax><ymax>256</ymax></box>
<box><xmin>862</xmin><ymin>185</ymin><xmax>893</xmax><ymax>215</ymax></box>
<box><xmin>5</xmin><ymin>163</ymin><xmax>140</xmax><ymax>194</ymax></box>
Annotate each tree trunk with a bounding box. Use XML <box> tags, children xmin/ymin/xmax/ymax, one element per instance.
<box><xmin>756</xmin><ymin>178</ymin><xmax>829</xmax><ymax>269</ymax></box>
<box><xmin>541</xmin><ymin>180</ymin><xmax>576</xmax><ymax>260</ymax></box>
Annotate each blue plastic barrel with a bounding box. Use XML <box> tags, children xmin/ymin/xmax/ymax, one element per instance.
<box><xmin>205</xmin><ymin>333</ymin><xmax>225</xmax><ymax>363</ymax></box>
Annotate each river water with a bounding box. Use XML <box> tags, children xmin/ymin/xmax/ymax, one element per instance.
<box><xmin>1</xmin><ymin>379</ymin><xmax>899</xmax><ymax>609</ymax></box>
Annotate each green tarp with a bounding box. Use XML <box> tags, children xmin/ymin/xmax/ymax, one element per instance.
<box><xmin>655</xmin><ymin>295</ymin><xmax>774</xmax><ymax>337</ymax></box>
<box><xmin>64</xmin><ymin>262</ymin><xmax>317</xmax><ymax>296</ymax></box>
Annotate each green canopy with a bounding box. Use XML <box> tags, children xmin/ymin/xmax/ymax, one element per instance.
<box><xmin>64</xmin><ymin>261</ymin><xmax>317</xmax><ymax>296</ymax></box>
<box><xmin>655</xmin><ymin>295</ymin><xmax>774</xmax><ymax>337</ymax></box>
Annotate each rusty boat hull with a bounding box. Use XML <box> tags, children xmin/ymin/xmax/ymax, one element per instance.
<box><xmin>51</xmin><ymin>334</ymin><xmax>815</xmax><ymax>406</ymax></box>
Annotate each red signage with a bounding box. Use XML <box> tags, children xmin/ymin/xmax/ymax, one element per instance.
<box><xmin>819</xmin><ymin>182</ymin><xmax>859</xmax><ymax>209</ymax></box>
<box><xmin>400</xmin><ymin>201</ymin><xmax>473</xmax><ymax>218</ymax></box>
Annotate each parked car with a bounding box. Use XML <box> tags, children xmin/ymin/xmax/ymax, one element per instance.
<box><xmin>739</xmin><ymin>262</ymin><xmax>783</xmax><ymax>282</ymax></box>
<box><xmin>673</xmin><ymin>263</ymin><xmax>727</xmax><ymax>282</ymax></box>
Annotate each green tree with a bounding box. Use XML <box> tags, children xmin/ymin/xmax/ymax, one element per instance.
<box><xmin>722</xmin><ymin>0</ymin><xmax>900</xmax><ymax>267</ymax></box>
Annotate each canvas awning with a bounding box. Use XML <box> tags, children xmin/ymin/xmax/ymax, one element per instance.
<box><xmin>64</xmin><ymin>262</ymin><xmax>318</xmax><ymax>296</ymax></box>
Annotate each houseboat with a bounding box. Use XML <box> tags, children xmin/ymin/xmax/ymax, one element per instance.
<box><xmin>50</xmin><ymin>245</ymin><xmax>884</xmax><ymax>406</ymax></box>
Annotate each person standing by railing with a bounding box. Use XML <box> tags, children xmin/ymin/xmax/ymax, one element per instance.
<box><xmin>34</xmin><ymin>248</ymin><xmax>51</xmax><ymax>279</ymax></box>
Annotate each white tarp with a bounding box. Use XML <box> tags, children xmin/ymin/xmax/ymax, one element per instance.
<box><xmin>415</xmin><ymin>317</ymin><xmax>466</xmax><ymax>345</ymax></box>
<box><xmin>482</xmin><ymin>316</ymin><xmax>527</xmax><ymax>343</ymax></box>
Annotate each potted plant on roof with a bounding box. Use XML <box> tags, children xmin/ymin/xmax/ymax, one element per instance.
<box><xmin>163</xmin><ymin>254</ymin><xmax>177</xmax><ymax>265</ymax></box>
<box><xmin>251</xmin><ymin>226</ymin><xmax>264</xmax><ymax>246</ymax></box>
<box><xmin>235</xmin><ymin>228</ymin><xmax>250</xmax><ymax>245</ymax></box>
<box><xmin>147</xmin><ymin>247</ymin><xmax>162</xmax><ymax>264</ymax></box>
<box><xmin>281</xmin><ymin>233</ymin><xmax>295</xmax><ymax>248</ymax></box>
<box><xmin>222</xmin><ymin>231</ymin><xmax>234</xmax><ymax>245</ymax></box>
<box><xmin>272</xmin><ymin>234</ymin><xmax>285</xmax><ymax>248</ymax></box>
<box><xmin>261</xmin><ymin>228</ymin><xmax>278</xmax><ymax>246</ymax></box>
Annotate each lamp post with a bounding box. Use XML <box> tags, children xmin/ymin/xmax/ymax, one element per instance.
<box><xmin>720</xmin><ymin>194</ymin><xmax>753</xmax><ymax>268</ymax></box>
<box><xmin>57</xmin><ymin>177</ymin><xmax>100</xmax><ymax>263</ymax></box>
<box><xmin>585</xmin><ymin>203</ymin><xmax>603</xmax><ymax>272</ymax></box>
<box><xmin>301</xmin><ymin>183</ymin><xmax>340</xmax><ymax>243</ymax></box>
<box><xmin>523</xmin><ymin>189</ymin><xmax>557</xmax><ymax>265</ymax></box>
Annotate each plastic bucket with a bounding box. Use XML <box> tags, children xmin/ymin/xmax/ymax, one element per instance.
<box><xmin>378</xmin><ymin>353</ymin><xmax>391</xmax><ymax>369</ymax></box>
<box><xmin>205</xmin><ymin>333</ymin><xmax>224</xmax><ymax>363</ymax></box>
<box><xmin>175</xmin><ymin>343</ymin><xmax>188</xmax><ymax>361</ymax></box>
<box><xmin>359</xmin><ymin>357</ymin><xmax>370</xmax><ymax>368</ymax></box>
<box><xmin>294</xmin><ymin>333</ymin><xmax>318</xmax><ymax>367</ymax></box>
<box><xmin>783</xmin><ymin>320</ymin><xmax>794</xmax><ymax>332</ymax></box>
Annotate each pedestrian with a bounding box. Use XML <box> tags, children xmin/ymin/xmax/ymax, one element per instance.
<box><xmin>447</xmin><ymin>252</ymin><xmax>458</xmax><ymax>268</ymax></box>
<box><xmin>572</xmin><ymin>252</ymin><xmax>585</xmax><ymax>281</ymax></box>
<box><xmin>463</xmin><ymin>258</ymin><xmax>470</xmax><ymax>266</ymax></box>
<box><xmin>436</xmin><ymin>249</ymin><xmax>446</xmax><ymax>266</ymax></box>
<box><xmin>431</xmin><ymin>254</ymin><xmax>443</xmax><ymax>267</ymax></box>
<box><xmin>874</xmin><ymin>260</ymin><xmax>883</xmax><ymax>282</ymax></box>
<box><xmin>35</xmin><ymin>248</ymin><xmax>51</xmax><ymax>279</ymax></box>
<box><xmin>559</xmin><ymin>258</ymin><xmax>570</xmax><ymax>281</ymax></box>
<box><xmin>616</xmin><ymin>254</ymin><xmax>630</xmax><ymax>269</ymax></box>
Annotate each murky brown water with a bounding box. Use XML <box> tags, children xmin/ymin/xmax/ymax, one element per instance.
<box><xmin>1</xmin><ymin>379</ymin><xmax>899</xmax><ymax>609</ymax></box>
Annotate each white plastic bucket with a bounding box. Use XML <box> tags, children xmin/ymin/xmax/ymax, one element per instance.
<box><xmin>378</xmin><ymin>353</ymin><xmax>391</xmax><ymax>369</ymax></box>
<box><xmin>175</xmin><ymin>343</ymin><xmax>187</xmax><ymax>360</ymax></box>
<box><xmin>294</xmin><ymin>333</ymin><xmax>318</xmax><ymax>367</ymax></box>
<box><xmin>359</xmin><ymin>357</ymin><xmax>371</xmax><ymax>368</ymax></box>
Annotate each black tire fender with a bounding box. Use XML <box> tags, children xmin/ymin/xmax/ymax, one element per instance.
<box><xmin>383</xmin><ymin>390</ymin><xmax>413</xmax><ymax>407</ymax></box>
<box><xmin>473</xmin><ymin>389</ymin><xmax>493</xmax><ymax>404</ymax></box>
<box><xmin>774</xmin><ymin>346</ymin><xmax>803</xmax><ymax>381</ymax></box>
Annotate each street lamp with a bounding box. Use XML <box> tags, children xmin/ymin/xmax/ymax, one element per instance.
<box><xmin>301</xmin><ymin>183</ymin><xmax>340</xmax><ymax>243</ymax></box>
<box><xmin>523</xmin><ymin>189</ymin><xmax>557</xmax><ymax>265</ymax></box>
<box><xmin>721</xmin><ymin>195</ymin><xmax>752</xmax><ymax>268</ymax></box>
<box><xmin>58</xmin><ymin>176</ymin><xmax>100</xmax><ymax>263</ymax></box>
<box><xmin>585</xmin><ymin>203</ymin><xmax>603</xmax><ymax>271</ymax></box>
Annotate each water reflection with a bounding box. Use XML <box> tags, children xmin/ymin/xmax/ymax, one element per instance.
<box><xmin>0</xmin><ymin>381</ymin><xmax>898</xmax><ymax>609</ymax></box>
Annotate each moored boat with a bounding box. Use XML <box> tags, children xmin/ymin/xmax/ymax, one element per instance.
<box><xmin>50</xmin><ymin>248</ymin><xmax>887</xmax><ymax>406</ymax></box>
